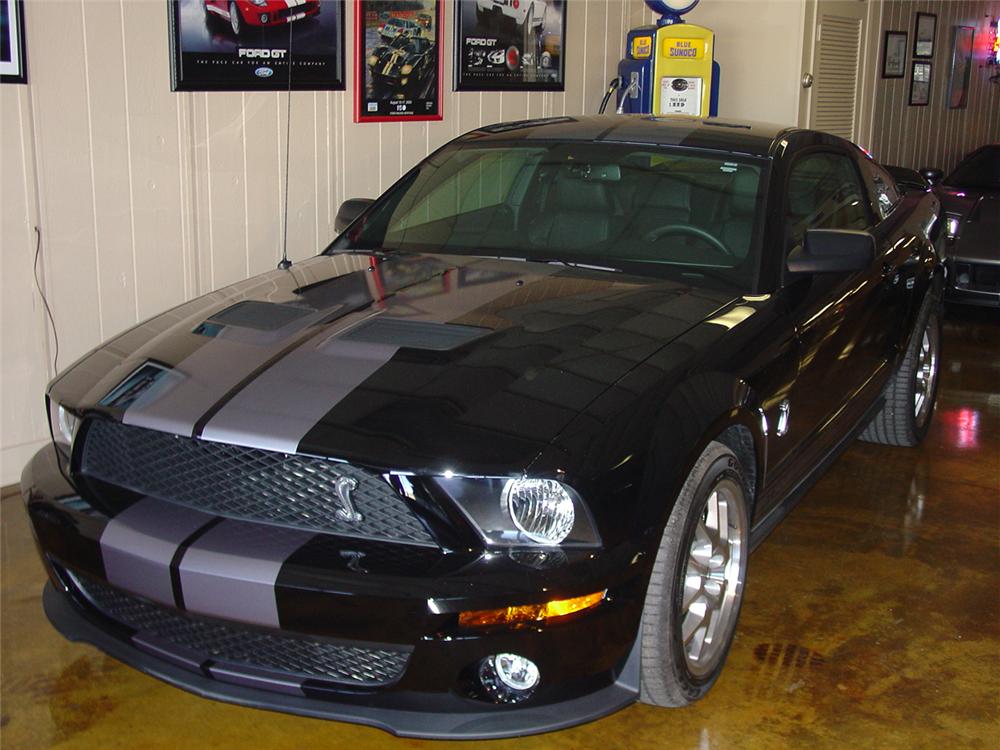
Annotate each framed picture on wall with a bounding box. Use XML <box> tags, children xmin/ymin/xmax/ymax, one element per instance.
<box><xmin>0</xmin><ymin>0</ymin><xmax>27</xmax><ymax>84</ymax></box>
<box><xmin>168</xmin><ymin>0</ymin><xmax>346</xmax><ymax>91</ymax></box>
<box><xmin>909</xmin><ymin>61</ymin><xmax>932</xmax><ymax>106</ymax></box>
<box><xmin>354</xmin><ymin>0</ymin><xmax>443</xmax><ymax>122</ymax></box>
<box><xmin>453</xmin><ymin>0</ymin><xmax>566</xmax><ymax>91</ymax></box>
<box><xmin>947</xmin><ymin>26</ymin><xmax>975</xmax><ymax>109</ymax></box>
<box><xmin>881</xmin><ymin>31</ymin><xmax>907</xmax><ymax>78</ymax></box>
<box><xmin>913</xmin><ymin>12</ymin><xmax>936</xmax><ymax>58</ymax></box>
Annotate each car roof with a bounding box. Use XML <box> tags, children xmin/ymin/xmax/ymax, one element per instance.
<box><xmin>461</xmin><ymin>114</ymin><xmax>804</xmax><ymax>159</ymax></box>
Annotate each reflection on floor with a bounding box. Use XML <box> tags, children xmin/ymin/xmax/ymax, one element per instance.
<box><xmin>2</xmin><ymin>305</ymin><xmax>997</xmax><ymax>749</ymax></box>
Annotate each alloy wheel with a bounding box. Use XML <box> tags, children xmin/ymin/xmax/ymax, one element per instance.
<box><xmin>680</xmin><ymin>477</ymin><xmax>747</xmax><ymax>677</ymax></box>
<box><xmin>914</xmin><ymin>316</ymin><xmax>939</xmax><ymax>426</ymax></box>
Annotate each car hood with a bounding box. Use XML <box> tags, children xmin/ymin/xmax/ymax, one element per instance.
<box><xmin>948</xmin><ymin>193</ymin><xmax>1000</xmax><ymax>263</ymax></box>
<box><xmin>51</xmin><ymin>252</ymin><xmax>737</xmax><ymax>475</ymax></box>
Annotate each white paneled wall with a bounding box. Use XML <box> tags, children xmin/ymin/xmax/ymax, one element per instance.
<box><xmin>868</xmin><ymin>0</ymin><xmax>1000</xmax><ymax>172</ymax></box>
<box><xmin>1</xmin><ymin>0</ymin><xmax>648</xmax><ymax>484</ymax></box>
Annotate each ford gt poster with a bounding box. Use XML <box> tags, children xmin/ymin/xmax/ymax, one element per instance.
<box><xmin>454</xmin><ymin>0</ymin><xmax>565</xmax><ymax>91</ymax></box>
<box><xmin>169</xmin><ymin>0</ymin><xmax>346</xmax><ymax>91</ymax></box>
<box><xmin>354</xmin><ymin>0</ymin><xmax>442</xmax><ymax>122</ymax></box>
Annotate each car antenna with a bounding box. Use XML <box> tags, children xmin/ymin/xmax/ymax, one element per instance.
<box><xmin>278</xmin><ymin>19</ymin><xmax>294</xmax><ymax>271</ymax></box>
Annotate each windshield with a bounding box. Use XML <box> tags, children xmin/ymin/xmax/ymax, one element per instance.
<box><xmin>328</xmin><ymin>141</ymin><xmax>768</xmax><ymax>292</ymax></box>
<box><xmin>943</xmin><ymin>146</ymin><xmax>1000</xmax><ymax>190</ymax></box>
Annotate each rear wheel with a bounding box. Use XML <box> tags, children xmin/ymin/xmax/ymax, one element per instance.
<box><xmin>639</xmin><ymin>441</ymin><xmax>750</xmax><ymax>706</ymax></box>
<box><xmin>860</xmin><ymin>291</ymin><xmax>941</xmax><ymax>447</ymax></box>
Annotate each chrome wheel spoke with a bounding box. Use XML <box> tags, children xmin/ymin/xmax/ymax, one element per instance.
<box><xmin>680</xmin><ymin>476</ymin><xmax>747</xmax><ymax>677</ymax></box>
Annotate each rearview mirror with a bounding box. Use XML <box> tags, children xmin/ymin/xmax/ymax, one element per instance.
<box><xmin>335</xmin><ymin>198</ymin><xmax>374</xmax><ymax>233</ymax></box>
<box><xmin>787</xmin><ymin>230</ymin><xmax>875</xmax><ymax>275</ymax></box>
<box><xmin>919</xmin><ymin>167</ymin><xmax>944</xmax><ymax>185</ymax></box>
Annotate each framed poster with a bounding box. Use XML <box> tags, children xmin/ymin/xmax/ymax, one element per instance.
<box><xmin>881</xmin><ymin>31</ymin><xmax>907</xmax><ymax>78</ymax></box>
<box><xmin>354</xmin><ymin>0</ymin><xmax>442</xmax><ymax>122</ymax></box>
<box><xmin>947</xmin><ymin>26</ymin><xmax>975</xmax><ymax>109</ymax></box>
<box><xmin>909</xmin><ymin>61</ymin><xmax>932</xmax><ymax>106</ymax></box>
<box><xmin>168</xmin><ymin>0</ymin><xmax>346</xmax><ymax>91</ymax></box>
<box><xmin>913</xmin><ymin>12</ymin><xmax>936</xmax><ymax>58</ymax></box>
<box><xmin>0</xmin><ymin>0</ymin><xmax>27</xmax><ymax>84</ymax></box>
<box><xmin>454</xmin><ymin>0</ymin><xmax>566</xmax><ymax>91</ymax></box>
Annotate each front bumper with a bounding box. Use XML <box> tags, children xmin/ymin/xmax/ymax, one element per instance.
<box><xmin>23</xmin><ymin>444</ymin><xmax>645</xmax><ymax>738</ymax></box>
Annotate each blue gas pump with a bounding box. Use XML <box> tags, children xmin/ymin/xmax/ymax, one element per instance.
<box><xmin>602</xmin><ymin>0</ymin><xmax>720</xmax><ymax>117</ymax></box>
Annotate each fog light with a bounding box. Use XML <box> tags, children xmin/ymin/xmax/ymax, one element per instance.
<box><xmin>479</xmin><ymin>653</ymin><xmax>539</xmax><ymax>703</ymax></box>
<box><xmin>957</xmin><ymin>272</ymin><xmax>971</xmax><ymax>286</ymax></box>
<box><xmin>259</xmin><ymin>13</ymin><xmax>269</xmax><ymax>23</ymax></box>
<box><xmin>945</xmin><ymin>216</ymin><xmax>960</xmax><ymax>239</ymax></box>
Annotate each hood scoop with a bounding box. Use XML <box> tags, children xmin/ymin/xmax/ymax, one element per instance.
<box><xmin>339</xmin><ymin>317</ymin><xmax>492</xmax><ymax>352</ymax></box>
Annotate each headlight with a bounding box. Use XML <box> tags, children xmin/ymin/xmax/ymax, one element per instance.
<box><xmin>48</xmin><ymin>398</ymin><xmax>79</xmax><ymax>451</ymax></box>
<box><xmin>945</xmin><ymin>215</ymin><xmax>960</xmax><ymax>240</ymax></box>
<box><xmin>427</xmin><ymin>476</ymin><xmax>600</xmax><ymax>548</ymax></box>
<box><xmin>368</xmin><ymin>55</ymin><xmax>378</xmax><ymax>66</ymax></box>
<box><xmin>248</xmin><ymin>0</ymin><xmax>268</xmax><ymax>7</ymax></box>
<box><xmin>401</xmin><ymin>64</ymin><xmax>413</xmax><ymax>75</ymax></box>
<box><xmin>400</xmin><ymin>77</ymin><xmax>409</xmax><ymax>86</ymax></box>
<box><xmin>502</xmin><ymin>478</ymin><xmax>574</xmax><ymax>545</ymax></box>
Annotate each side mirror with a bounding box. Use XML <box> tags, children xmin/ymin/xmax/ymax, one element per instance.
<box><xmin>919</xmin><ymin>167</ymin><xmax>944</xmax><ymax>185</ymax></box>
<box><xmin>787</xmin><ymin>229</ymin><xmax>875</xmax><ymax>275</ymax></box>
<box><xmin>335</xmin><ymin>198</ymin><xmax>375</xmax><ymax>233</ymax></box>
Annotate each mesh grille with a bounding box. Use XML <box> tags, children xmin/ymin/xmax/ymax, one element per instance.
<box><xmin>79</xmin><ymin>420</ymin><xmax>435</xmax><ymax>545</ymax></box>
<box><xmin>73</xmin><ymin>574</ymin><xmax>410</xmax><ymax>686</ymax></box>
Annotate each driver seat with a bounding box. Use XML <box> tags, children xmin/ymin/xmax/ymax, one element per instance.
<box><xmin>527</xmin><ymin>173</ymin><xmax>618</xmax><ymax>250</ymax></box>
<box><xmin>630</xmin><ymin>175</ymin><xmax>692</xmax><ymax>239</ymax></box>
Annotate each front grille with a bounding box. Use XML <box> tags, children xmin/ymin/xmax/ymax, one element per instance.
<box><xmin>79</xmin><ymin>420</ymin><xmax>435</xmax><ymax>546</ymax></box>
<box><xmin>954</xmin><ymin>262</ymin><xmax>1000</xmax><ymax>293</ymax></box>
<box><xmin>72</xmin><ymin>573</ymin><xmax>411</xmax><ymax>687</ymax></box>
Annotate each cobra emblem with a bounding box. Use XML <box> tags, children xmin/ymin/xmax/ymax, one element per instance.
<box><xmin>333</xmin><ymin>476</ymin><xmax>364</xmax><ymax>524</ymax></box>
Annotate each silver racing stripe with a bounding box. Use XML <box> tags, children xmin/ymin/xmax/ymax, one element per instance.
<box><xmin>199</xmin><ymin>264</ymin><xmax>551</xmax><ymax>453</ymax></box>
<box><xmin>200</xmin><ymin>335</ymin><xmax>399</xmax><ymax>454</ymax></box>
<box><xmin>177</xmin><ymin>520</ymin><xmax>315</xmax><ymax>629</ymax></box>
<box><xmin>100</xmin><ymin>498</ymin><xmax>215</xmax><ymax>607</ymax></box>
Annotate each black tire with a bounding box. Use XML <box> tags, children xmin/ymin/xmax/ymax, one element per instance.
<box><xmin>859</xmin><ymin>290</ymin><xmax>942</xmax><ymax>447</ymax></box>
<box><xmin>639</xmin><ymin>441</ymin><xmax>750</xmax><ymax>706</ymax></box>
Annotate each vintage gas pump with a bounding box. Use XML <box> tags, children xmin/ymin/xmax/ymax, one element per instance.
<box><xmin>604</xmin><ymin>0</ymin><xmax>720</xmax><ymax>117</ymax></box>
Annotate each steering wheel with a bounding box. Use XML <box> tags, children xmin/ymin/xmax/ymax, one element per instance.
<box><xmin>642</xmin><ymin>224</ymin><xmax>734</xmax><ymax>257</ymax></box>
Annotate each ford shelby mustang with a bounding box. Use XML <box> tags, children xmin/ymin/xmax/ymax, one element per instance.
<box><xmin>204</xmin><ymin>0</ymin><xmax>320</xmax><ymax>36</ymax></box>
<box><xmin>24</xmin><ymin>116</ymin><xmax>943</xmax><ymax>739</ymax></box>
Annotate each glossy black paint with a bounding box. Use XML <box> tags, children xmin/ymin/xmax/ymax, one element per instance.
<box><xmin>24</xmin><ymin>115</ymin><xmax>943</xmax><ymax>735</ymax></box>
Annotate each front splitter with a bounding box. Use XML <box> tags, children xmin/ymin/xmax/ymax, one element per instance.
<box><xmin>43</xmin><ymin>583</ymin><xmax>640</xmax><ymax>740</ymax></box>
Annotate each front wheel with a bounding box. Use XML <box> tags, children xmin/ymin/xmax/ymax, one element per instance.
<box><xmin>639</xmin><ymin>441</ymin><xmax>750</xmax><ymax>706</ymax></box>
<box><xmin>229</xmin><ymin>0</ymin><xmax>243</xmax><ymax>36</ymax></box>
<box><xmin>859</xmin><ymin>291</ymin><xmax>941</xmax><ymax>447</ymax></box>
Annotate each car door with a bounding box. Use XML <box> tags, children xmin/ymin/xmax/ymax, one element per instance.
<box><xmin>763</xmin><ymin>143</ymin><xmax>892</xmax><ymax>491</ymax></box>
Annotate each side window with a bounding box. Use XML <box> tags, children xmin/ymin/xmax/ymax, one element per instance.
<box><xmin>785</xmin><ymin>151</ymin><xmax>872</xmax><ymax>250</ymax></box>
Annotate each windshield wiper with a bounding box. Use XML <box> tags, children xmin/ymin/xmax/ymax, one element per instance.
<box><xmin>468</xmin><ymin>254</ymin><xmax>622</xmax><ymax>274</ymax></box>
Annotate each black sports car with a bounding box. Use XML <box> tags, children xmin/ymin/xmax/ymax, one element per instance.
<box><xmin>368</xmin><ymin>34</ymin><xmax>435</xmax><ymax>94</ymax></box>
<box><xmin>931</xmin><ymin>144</ymin><xmax>1000</xmax><ymax>307</ymax></box>
<box><xmin>24</xmin><ymin>116</ymin><xmax>944</xmax><ymax>739</ymax></box>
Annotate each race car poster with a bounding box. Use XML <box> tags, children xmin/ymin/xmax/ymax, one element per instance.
<box><xmin>454</xmin><ymin>0</ymin><xmax>565</xmax><ymax>92</ymax></box>
<box><xmin>354</xmin><ymin>1</ymin><xmax>442</xmax><ymax>122</ymax></box>
<box><xmin>1</xmin><ymin>0</ymin><xmax>27</xmax><ymax>84</ymax></box>
<box><xmin>168</xmin><ymin>0</ymin><xmax>346</xmax><ymax>91</ymax></box>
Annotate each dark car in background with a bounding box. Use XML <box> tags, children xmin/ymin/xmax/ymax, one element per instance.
<box><xmin>24</xmin><ymin>116</ymin><xmax>943</xmax><ymax>739</ymax></box>
<box><xmin>931</xmin><ymin>144</ymin><xmax>1000</xmax><ymax>307</ymax></box>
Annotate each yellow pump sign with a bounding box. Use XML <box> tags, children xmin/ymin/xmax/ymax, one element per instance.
<box><xmin>652</xmin><ymin>23</ymin><xmax>715</xmax><ymax>117</ymax></box>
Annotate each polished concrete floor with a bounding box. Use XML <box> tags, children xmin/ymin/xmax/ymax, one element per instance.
<box><xmin>2</xmin><ymin>305</ymin><xmax>998</xmax><ymax>750</ymax></box>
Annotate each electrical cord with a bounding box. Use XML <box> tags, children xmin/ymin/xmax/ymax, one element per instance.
<box><xmin>598</xmin><ymin>77</ymin><xmax>621</xmax><ymax>114</ymax></box>
<box><xmin>32</xmin><ymin>226</ymin><xmax>60</xmax><ymax>375</ymax></box>
<box><xmin>278</xmin><ymin>19</ymin><xmax>294</xmax><ymax>270</ymax></box>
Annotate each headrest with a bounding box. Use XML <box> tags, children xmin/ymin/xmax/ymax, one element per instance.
<box><xmin>729</xmin><ymin>170</ymin><xmax>759</xmax><ymax>217</ymax></box>
<box><xmin>551</xmin><ymin>176</ymin><xmax>613</xmax><ymax>212</ymax></box>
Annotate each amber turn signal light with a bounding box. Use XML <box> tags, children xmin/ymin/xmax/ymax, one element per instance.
<box><xmin>459</xmin><ymin>591</ymin><xmax>606</xmax><ymax>628</ymax></box>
